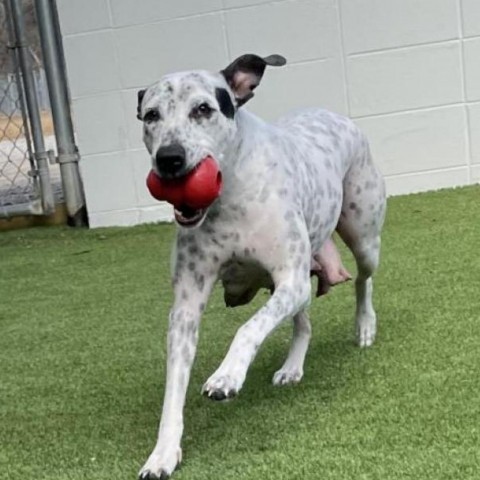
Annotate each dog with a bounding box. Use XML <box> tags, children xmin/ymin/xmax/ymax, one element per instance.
<box><xmin>136</xmin><ymin>53</ymin><xmax>386</xmax><ymax>479</ymax></box>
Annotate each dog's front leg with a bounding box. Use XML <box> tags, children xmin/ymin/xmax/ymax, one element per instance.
<box><xmin>203</xmin><ymin>265</ymin><xmax>311</xmax><ymax>401</ymax></box>
<box><xmin>139</xmin><ymin>246</ymin><xmax>216</xmax><ymax>480</ymax></box>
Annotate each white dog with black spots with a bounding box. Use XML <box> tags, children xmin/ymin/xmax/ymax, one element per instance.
<box><xmin>136</xmin><ymin>53</ymin><xmax>386</xmax><ymax>479</ymax></box>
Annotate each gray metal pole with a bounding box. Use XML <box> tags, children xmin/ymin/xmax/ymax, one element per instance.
<box><xmin>0</xmin><ymin>199</ymin><xmax>42</xmax><ymax>218</ymax></box>
<box><xmin>6</xmin><ymin>0</ymin><xmax>55</xmax><ymax>215</ymax></box>
<box><xmin>35</xmin><ymin>0</ymin><xmax>88</xmax><ymax>227</ymax></box>
<box><xmin>5</xmin><ymin>3</ymin><xmax>40</xmax><ymax>197</ymax></box>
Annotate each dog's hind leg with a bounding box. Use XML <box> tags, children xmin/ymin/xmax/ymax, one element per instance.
<box><xmin>337</xmin><ymin>146</ymin><xmax>386</xmax><ymax>347</ymax></box>
<box><xmin>272</xmin><ymin>309</ymin><xmax>311</xmax><ymax>386</ymax></box>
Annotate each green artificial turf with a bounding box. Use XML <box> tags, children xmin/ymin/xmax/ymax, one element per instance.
<box><xmin>1</xmin><ymin>186</ymin><xmax>479</xmax><ymax>480</ymax></box>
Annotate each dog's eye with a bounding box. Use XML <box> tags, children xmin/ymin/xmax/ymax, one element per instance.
<box><xmin>144</xmin><ymin>109</ymin><xmax>161</xmax><ymax>123</ymax></box>
<box><xmin>190</xmin><ymin>103</ymin><xmax>213</xmax><ymax>119</ymax></box>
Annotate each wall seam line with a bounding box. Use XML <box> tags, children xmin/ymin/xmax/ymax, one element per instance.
<box><xmin>335</xmin><ymin>0</ymin><xmax>351</xmax><ymax>116</ymax></box>
<box><xmin>220</xmin><ymin>0</ymin><xmax>231</xmax><ymax>62</ymax></box>
<box><xmin>348</xmin><ymin>37</ymin><xmax>461</xmax><ymax>58</ymax></box>
<box><xmin>105</xmin><ymin>0</ymin><xmax>140</xmax><ymax>203</ymax></box>
<box><xmin>353</xmin><ymin>101</ymin><xmax>466</xmax><ymax>121</ymax></box>
<box><xmin>457</xmin><ymin>0</ymin><xmax>473</xmax><ymax>182</ymax></box>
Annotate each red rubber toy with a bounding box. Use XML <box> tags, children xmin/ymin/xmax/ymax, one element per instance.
<box><xmin>146</xmin><ymin>156</ymin><xmax>222</xmax><ymax>209</ymax></box>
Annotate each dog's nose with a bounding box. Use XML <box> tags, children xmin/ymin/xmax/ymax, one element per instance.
<box><xmin>155</xmin><ymin>144</ymin><xmax>186</xmax><ymax>176</ymax></box>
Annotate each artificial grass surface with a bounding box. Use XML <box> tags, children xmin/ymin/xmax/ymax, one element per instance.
<box><xmin>1</xmin><ymin>186</ymin><xmax>479</xmax><ymax>480</ymax></box>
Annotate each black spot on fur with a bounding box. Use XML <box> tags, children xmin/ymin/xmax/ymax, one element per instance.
<box><xmin>195</xmin><ymin>274</ymin><xmax>205</xmax><ymax>292</ymax></box>
<box><xmin>182</xmin><ymin>344</ymin><xmax>191</xmax><ymax>362</ymax></box>
<box><xmin>136</xmin><ymin>89</ymin><xmax>146</xmax><ymax>120</ymax></box>
<box><xmin>215</xmin><ymin>87</ymin><xmax>235</xmax><ymax>119</ymax></box>
<box><xmin>178</xmin><ymin>236</ymin><xmax>188</xmax><ymax>247</ymax></box>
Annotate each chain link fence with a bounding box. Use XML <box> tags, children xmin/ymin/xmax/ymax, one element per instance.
<box><xmin>0</xmin><ymin>4</ymin><xmax>38</xmax><ymax>209</ymax></box>
<box><xmin>0</xmin><ymin>0</ymin><xmax>86</xmax><ymax>223</ymax></box>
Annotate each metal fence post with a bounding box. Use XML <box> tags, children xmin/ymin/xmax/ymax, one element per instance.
<box><xmin>6</xmin><ymin>0</ymin><xmax>55</xmax><ymax>215</ymax></box>
<box><xmin>35</xmin><ymin>0</ymin><xmax>87</xmax><ymax>227</ymax></box>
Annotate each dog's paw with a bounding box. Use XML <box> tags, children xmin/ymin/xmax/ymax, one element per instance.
<box><xmin>272</xmin><ymin>367</ymin><xmax>303</xmax><ymax>386</ymax></box>
<box><xmin>138</xmin><ymin>446</ymin><xmax>182</xmax><ymax>480</ymax></box>
<box><xmin>202</xmin><ymin>373</ymin><xmax>242</xmax><ymax>401</ymax></box>
<box><xmin>356</xmin><ymin>314</ymin><xmax>376</xmax><ymax>347</ymax></box>
<box><xmin>139</xmin><ymin>470</ymin><xmax>170</xmax><ymax>480</ymax></box>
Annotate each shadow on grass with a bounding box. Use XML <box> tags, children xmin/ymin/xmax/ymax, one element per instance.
<box><xmin>179</xmin><ymin>325</ymin><xmax>365</xmax><ymax>460</ymax></box>
<box><xmin>176</xmin><ymin>303</ymin><xmax>415</xmax><ymax>465</ymax></box>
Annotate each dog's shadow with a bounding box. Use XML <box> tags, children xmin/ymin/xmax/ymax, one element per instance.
<box><xmin>178</xmin><ymin>299</ymin><xmax>413</xmax><ymax>470</ymax></box>
<box><xmin>180</xmin><ymin>313</ymin><xmax>369</xmax><ymax>464</ymax></box>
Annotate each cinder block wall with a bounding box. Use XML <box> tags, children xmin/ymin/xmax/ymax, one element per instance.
<box><xmin>56</xmin><ymin>0</ymin><xmax>480</xmax><ymax>228</ymax></box>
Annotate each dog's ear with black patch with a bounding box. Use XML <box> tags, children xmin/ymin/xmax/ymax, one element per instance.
<box><xmin>136</xmin><ymin>89</ymin><xmax>146</xmax><ymax>120</ymax></box>
<box><xmin>221</xmin><ymin>54</ymin><xmax>286</xmax><ymax>106</ymax></box>
<box><xmin>215</xmin><ymin>87</ymin><xmax>235</xmax><ymax>119</ymax></box>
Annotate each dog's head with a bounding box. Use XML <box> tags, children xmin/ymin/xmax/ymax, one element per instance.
<box><xmin>137</xmin><ymin>53</ymin><xmax>286</xmax><ymax>226</ymax></box>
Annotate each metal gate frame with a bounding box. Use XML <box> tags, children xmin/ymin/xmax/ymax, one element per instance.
<box><xmin>0</xmin><ymin>0</ymin><xmax>87</xmax><ymax>226</ymax></box>
<box><xmin>1</xmin><ymin>0</ymin><xmax>54</xmax><ymax>218</ymax></box>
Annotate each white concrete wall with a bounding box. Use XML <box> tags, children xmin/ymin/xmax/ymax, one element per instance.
<box><xmin>56</xmin><ymin>0</ymin><xmax>480</xmax><ymax>228</ymax></box>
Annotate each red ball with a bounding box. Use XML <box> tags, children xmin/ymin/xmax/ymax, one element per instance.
<box><xmin>146</xmin><ymin>170</ymin><xmax>184</xmax><ymax>206</ymax></box>
<box><xmin>183</xmin><ymin>157</ymin><xmax>223</xmax><ymax>208</ymax></box>
<box><xmin>146</xmin><ymin>156</ymin><xmax>222</xmax><ymax>209</ymax></box>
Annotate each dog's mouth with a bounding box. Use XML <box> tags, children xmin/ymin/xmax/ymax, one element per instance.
<box><xmin>146</xmin><ymin>155</ymin><xmax>221</xmax><ymax>228</ymax></box>
<box><xmin>173</xmin><ymin>205</ymin><xmax>207</xmax><ymax>227</ymax></box>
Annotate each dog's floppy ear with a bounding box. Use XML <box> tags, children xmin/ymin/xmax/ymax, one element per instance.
<box><xmin>136</xmin><ymin>89</ymin><xmax>146</xmax><ymax>120</ymax></box>
<box><xmin>221</xmin><ymin>54</ymin><xmax>286</xmax><ymax>107</ymax></box>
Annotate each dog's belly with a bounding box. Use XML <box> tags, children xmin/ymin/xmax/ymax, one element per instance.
<box><xmin>219</xmin><ymin>259</ymin><xmax>273</xmax><ymax>307</ymax></box>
